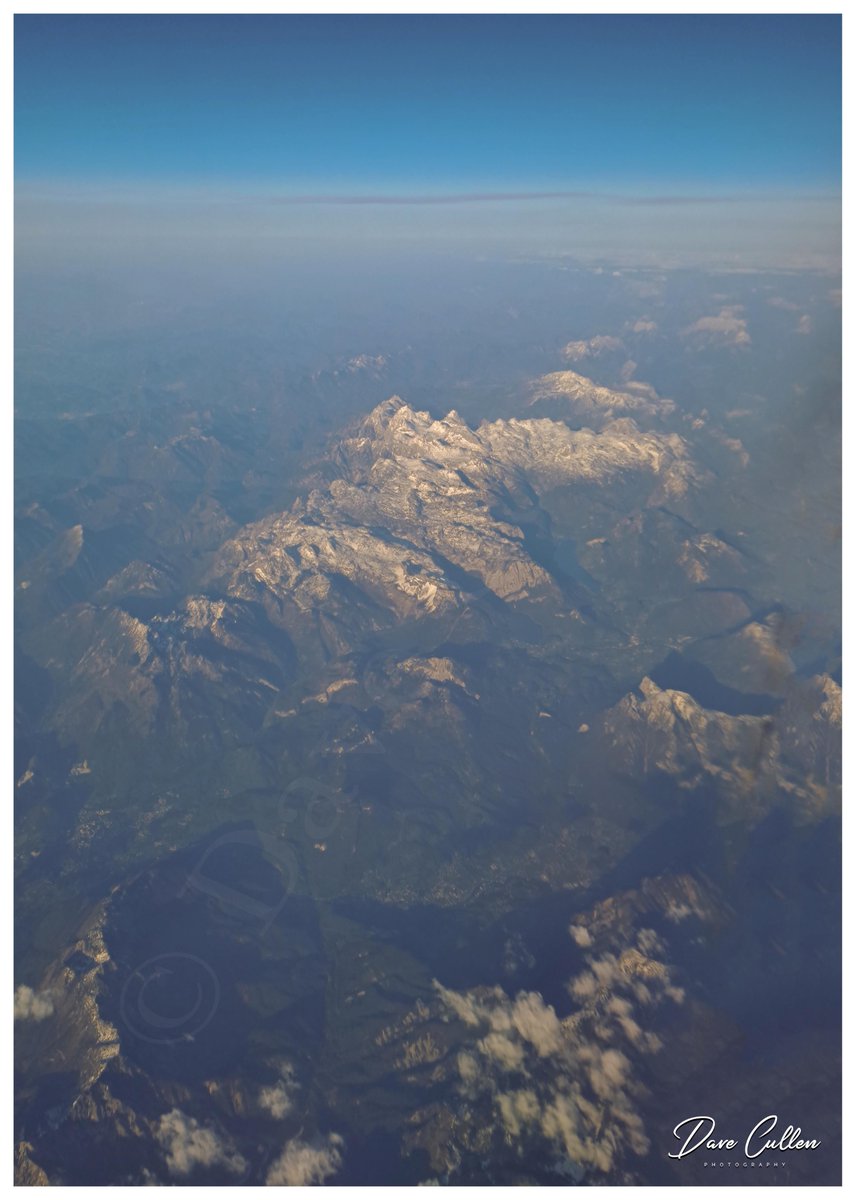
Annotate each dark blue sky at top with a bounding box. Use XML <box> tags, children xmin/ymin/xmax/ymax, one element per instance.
<box><xmin>15</xmin><ymin>14</ymin><xmax>841</xmax><ymax>194</ymax></box>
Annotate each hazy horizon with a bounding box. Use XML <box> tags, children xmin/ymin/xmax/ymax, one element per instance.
<box><xmin>15</xmin><ymin>15</ymin><xmax>842</xmax><ymax>271</ymax></box>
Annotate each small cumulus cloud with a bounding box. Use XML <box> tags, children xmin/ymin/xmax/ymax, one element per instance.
<box><xmin>259</xmin><ymin>1062</ymin><xmax>299</xmax><ymax>1119</ymax></box>
<box><xmin>265</xmin><ymin>1134</ymin><xmax>344</xmax><ymax>1186</ymax></box>
<box><xmin>681</xmin><ymin>306</ymin><xmax>751</xmax><ymax>346</ymax></box>
<box><xmin>767</xmin><ymin>295</ymin><xmax>800</xmax><ymax>311</ymax></box>
<box><xmin>496</xmin><ymin>1087</ymin><xmax>541</xmax><ymax>1136</ymax></box>
<box><xmin>434</xmin><ymin>982</ymin><xmax>562</xmax><ymax>1058</ymax></box>
<box><xmin>478</xmin><ymin>1030</ymin><xmax>526</xmax><ymax>1071</ymax></box>
<box><xmin>14</xmin><ymin>985</ymin><xmax>55</xmax><ymax>1021</ymax></box>
<box><xmin>795</xmin><ymin>314</ymin><xmax>813</xmax><ymax>335</ymax></box>
<box><xmin>155</xmin><ymin>1109</ymin><xmax>246</xmax><ymax>1179</ymax></box>
<box><xmin>636</xmin><ymin>928</ymin><xmax>663</xmax><ymax>956</ymax></box>
<box><xmin>508</xmin><ymin>991</ymin><xmax>564</xmax><ymax>1056</ymax></box>
<box><xmin>630</xmin><ymin>319</ymin><xmax>658</xmax><ymax>334</ymax></box>
<box><xmin>430</xmin><ymin>923</ymin><xmax>685</xmax><ymax>1178</ymax></box>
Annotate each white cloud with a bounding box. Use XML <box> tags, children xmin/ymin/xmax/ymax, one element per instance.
<box><xmin>14</xmin><ymin>985</ymin><xmax>54</xmax><ymax>1021</ymax></box>
<box><xmin>155</xmin><ymin>1109</ymin><xmax>246</xmax><ymax>1179</ymax></box>
<box><xmin>681</xmin><ymin>306</ymin><xmax>751</xmax><ymax>345</ymax></box>
<box><xmin>767</xmin><ymin>295</ymin><xmax>800</xmax><ymax>311</ymax></box>
<box><xmin>434</xmin><ymin>982</ymin><xmax>562</xmax><ymax>1058</ymax></box>
<box><xmin>430</xmin><ymin>924</ymin><xmax>685</xmax><ymax>1178</ymax></box>
<box><xmin>259</xmin><ymin>1063</ymin><xmax>299</xmax><ymax>1119</ymax></box>
<box><xmin>508</xmin><ymin>991</ymin><xmax>563</xmax><ymax>1055</ymax></box>
<box><xmin>265</xmin><ymin>1134</ymin><xmax>344</xmax><ymax>1186</ymax></box>
<box><xmin>630</xmin><ymin>319</ymin><xmax>657</xmax><ymax>334</ymax></box>
<box><xmin>636</xmin><ymin>928</ymin><xmax>663</xmax><ymax>955</ymax></box>
<box><xmin>478</xmin><ymin>1030</ymin><xmax>526</xmax><ymax>1071</ymax></box>
<box><xmin>796</xmin><ymin>314</ymin><xmax>813</xmax><ymax>334</ymax></box>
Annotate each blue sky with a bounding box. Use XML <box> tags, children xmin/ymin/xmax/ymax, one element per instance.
<box><xmin>15</xmin><ymin>14</ymin><xmax>841</xmax><ymax>195</ymax></box>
